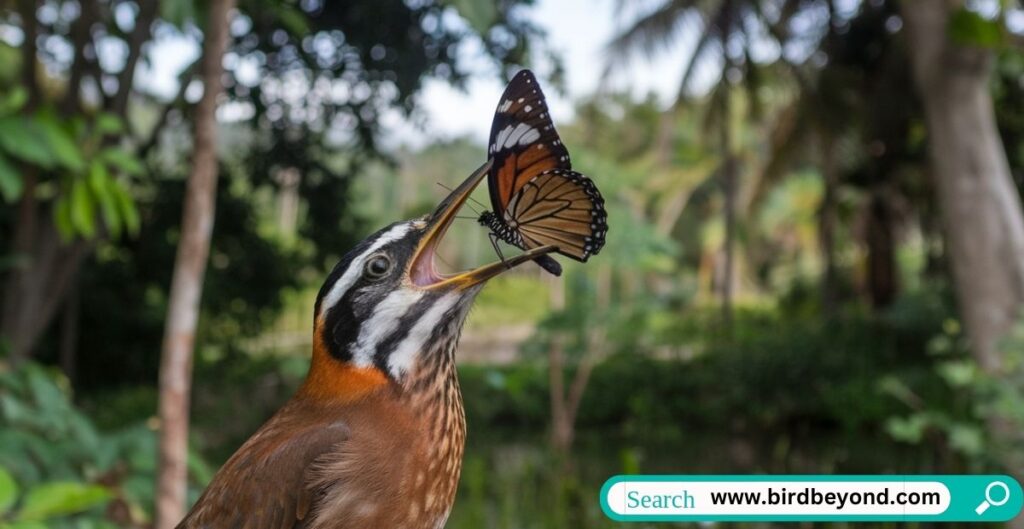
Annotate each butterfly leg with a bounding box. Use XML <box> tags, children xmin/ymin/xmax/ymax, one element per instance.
<box><xmin>488</xmin><ymin>232</ymin><xmax>511</xmax><ymax>269</ymax></box>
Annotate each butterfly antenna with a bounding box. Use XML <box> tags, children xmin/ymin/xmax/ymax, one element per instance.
<box><xmin>436</xmin><ymin>181</ymin><xmax>488</xmax><ymax>214</ymax></box>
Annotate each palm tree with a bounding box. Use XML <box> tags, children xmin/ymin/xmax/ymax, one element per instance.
<box><xmin>606</xmin><ymin>0</ymin><xmax>814</xmax><ymax>329</ymax></box>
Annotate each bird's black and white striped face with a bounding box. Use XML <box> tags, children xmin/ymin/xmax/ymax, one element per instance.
<box><xmin>314</xmin><ymin>220</ymin><xmax>477</xmax><ymax>380</ymax></box>
<box><xmin>312</xmin><ymin>162</ymin><xmax>557</xmax><ymax>381</ymax></box>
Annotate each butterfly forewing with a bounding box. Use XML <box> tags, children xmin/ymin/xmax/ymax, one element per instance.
<box><xmin>487</xmin><ymin>70</ymin><xmax>570</xmax><ymax>211</ymax></box>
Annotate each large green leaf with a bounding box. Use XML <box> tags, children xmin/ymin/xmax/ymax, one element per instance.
<box><xmin>0</xmin><ymin>155</ymin><xmax>21</xmax><ymax>202</ymax></box>
<box><xmin>69</xmin><ymin>179</ymin><xmax>96</xmax><ymax>237</ymax></box>
<box><xmin>0</xmin><ymin>466</ymin><xmax>18</xmax><ymax>516</ymax></box>
<box><xmin>16</xmin><ymin>482</ymin><xmax>110</xmax><ymax>521</ymax></box>
<box><xmin>94</xmin><ymin>113</ymin><xmax>123</xmax><ymax>136</ymax></box>
<box><xmin>0</xmin><ymin>117</ymin><xmax>54</xmax><ymax>169</ymax></box>
<box><xmin>111</xmin><ymin>182</ymin><xmax>140</xmax><ymax>235</ymax></box>
<box><xmin>0</xmin><ymin>88</ymin><xmax>27</xmax><ymax>116</ymax></box>
<box><xmin>274</xmin><ymin>3</ymin><xmax>310</xmax><ymax>36</ymax></box>
<box><xmin>100</xmin><ymin>148</ymin><xmax>143</xmax><ymax>176</ymax></box>
<box><xmin>88</xmin><ymin>162</ymin><xmax>121</xmax><ymax>237</ymax></box>
<box><xmin>37</xmin><ymin>114</ymin><xmax>85</xmax><ymax>172</ymax></box>
<box><xmin>53</xmin><ymin>196</ymin><xmax>74</xmax><ymax>240</ymax></box>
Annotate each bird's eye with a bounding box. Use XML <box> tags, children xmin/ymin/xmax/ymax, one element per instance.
<box><xmin>364</xmin><ymin>254</ymin><xmax>393</xmax><ymax>279</ymax></box>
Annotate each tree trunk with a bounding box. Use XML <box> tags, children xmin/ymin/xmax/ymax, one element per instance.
<box><xmin>902</xmin><ymin>0</ymin><xmax>1024</xmax><ymax>372</ymax></box>
<box><xmin>720</xmin><ymin>92</ymin><xmax>737</xmax><ymax>332</ymax></box>
<box><xmin>18</xmin><ymin>0</ymin><xmax>37</xmax><ymax>109</ymax></box>
<box><xmin>902</xmin><ymin>2</ymin><xmax>1024</xmax><ymax>515</ymax></box>
<box><xmin>548</xmin><ymin>267</ymin><xmax>608</xmax><ymax>455</ymax></box>
<box><xmin>111</xmin><ymin>0</ymin><xmax>159</xmax><ymax>118</ymax></box>
<box><xmin>547</xmin><ymin>275</ymin><xmax>571</xmax><ymax>453</ymax></box>
<box><xmin>59</xmin><ymin>282</ymin><xmax>80</xmax><ymax>389</ymax></box>
<box><xmin>154</xmin><ymin>0</ymin><xmax>235</xmax><ymax>527</ymax></box>
<box><xmin>864</xmin><ymin>188</ymin><xmax>897</xmax><ymax>309</ymax></box>
<box><xmin>1</xmin><ymin>205</ymin><xmax>92</xmax><ymax>362</ymax></box>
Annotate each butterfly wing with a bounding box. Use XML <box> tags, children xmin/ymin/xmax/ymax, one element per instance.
<box><xmin>505</xmin><ymin>169</ymin><xmax>607</xmax><ymax>262</ymax></box>
<box><xmin>487</xmin><ymin>70</ymin><xmax>570</xmax><ymax>216</ymax></box>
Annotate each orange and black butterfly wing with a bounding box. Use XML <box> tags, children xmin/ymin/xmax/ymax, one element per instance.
<box><xmin>487</xmin><ymin>69</ymin><xmax>570</xmax><ymax>217</ymax></box>
<box><xmin>486</xmin><ymin>70</ymin><xmax>608</xmax><ymax>271</ymax></box>
<box><xmin>505</xmin><ymin>169</ymin><xmax>607</xmax><ymax>262</ymax></box>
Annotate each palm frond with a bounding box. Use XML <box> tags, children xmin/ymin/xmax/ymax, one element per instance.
<box><xmin>675</xmin><ymin>24</ymin><xmax>721</xmax><ymax>101</ymax></box>
<box><xmin>604</xmin><ymin>0</ymin><xmax>701</xmax><ymax>67</ymax></box>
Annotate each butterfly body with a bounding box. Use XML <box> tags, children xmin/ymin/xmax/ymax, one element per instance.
<box><xmin>482</xmin><ymin>70</ymin><xmax>609</xmax><ymax>275</ymax></box>
<box><xmin>478</xmin><ymin>210</ymin><xmax>524</xmax><ymax>248</ymax></box>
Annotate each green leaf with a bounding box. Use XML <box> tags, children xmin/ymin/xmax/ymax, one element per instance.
<box><xmin>37</xmin><ymin>114</ymin><xmax>85</xmax><ymax>172</ymax></box>
<box><xmin>0</xmin><ymin>88</ymin><xmax>27</xmax><ymax>116</ymax></box>
<box><xmin>274</xmin><ymin>4</ymin><xmax>310</xmax><ymax>36</ymax></box>
<box><xmin>94</xmin><ymin>113</ymin><xmax>123</xmax><ymax>136</ymax></box>
<box><xmin>111</xmin><ymin>182</ymin><xmax>140</xmax><ymax>236</ymax></box>
<box><xmin>53</xmin><ymin>197</ymin><xmax>74</xmax><ymax>240</ymax></box>
<box><xmin>88</xmin><ymin>162</ymin><xmax>120</xmax><ymax>237</ymax></box>
<box><xmin>885</xmin><ymin>414</ymin><xmax>930</xmax><ymax>444</ymax></box>
<box><xmin>69</xmin><ymin>179</ymin><xmax>96</xmax><ymax>237</ymax></box>
<box><xmin>100</xmin><ymin>148</ymin><xmax>143</xmax><ymax>176</ymax></box>
<box><xmin>16</xmin><ymin>482</ymin><xmax>110</xmax><ymax>521</ymax></box>
<box><xmin>0</xmin><ymin>117</ymin><xmax>54</xmax><ymax>169</ymax></box>
<box><xmin>0</xmin><ymin>155</ymin><xmax>22</xmax><ymax>202</ymax></box>
<box><xmin>949</xmin><ymin>8</ymin><xmax>1003</xmax><ymax>48</ymax></box>
<box><xmin>948</xmin><ymin>423</ymin><xmax>985</xmax><ymax>457</ymax></box>
<box><xmin>937</xmin><ymin>360</ymin><xmax>977</xmax><ymax>387</ymax></box>
<box><xmin>0</xmin><ymin>466</ymin><xmax>18</xmax><ymax>516</ymax></box>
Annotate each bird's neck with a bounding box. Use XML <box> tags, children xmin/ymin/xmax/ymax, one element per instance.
<box><xmin>399</xmin><ymin>329</ymin><xmax>467</xmax><ymax>525</ymax></box>
<box><xmin>298</xmin><ymin>325</ymin><xmax>390</xmax><ymax>402</ymax></box>
<box><xmin>401</xmin><ymin>332</ymin><xmax>465</xmax><ymax>426</ymax></box>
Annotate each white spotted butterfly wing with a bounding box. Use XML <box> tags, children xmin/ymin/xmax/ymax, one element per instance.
<box><xmin>486</xmin><ymin>70</ymin><xmax>608</xmax><ymax>264</ymax></box>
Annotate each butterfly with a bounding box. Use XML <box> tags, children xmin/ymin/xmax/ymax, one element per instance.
<box><xmin>477</xmin><ymin>69</ymin><xmax>608</xmax><ymax>277</ymax></box>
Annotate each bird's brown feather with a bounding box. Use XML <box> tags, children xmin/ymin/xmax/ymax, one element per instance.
<box><xmin>178</xmin><ymin>318</ymin><xmax>467</xmax><ymax>529</ymax></box>
<box><xmin>178</xmin><ymin>384</ymin><xmax>458</xmax><ymax>529</ymax></box>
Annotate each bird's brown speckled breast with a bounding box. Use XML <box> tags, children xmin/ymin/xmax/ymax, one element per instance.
<box><xmin>399</xmin><ymin>337</ymin><xmax>467</xmax><ymax>528</ymax></box>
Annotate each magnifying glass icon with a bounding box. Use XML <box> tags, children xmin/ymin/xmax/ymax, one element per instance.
<box><xmin>976</xmin><ymin>481</ymin><xmax>1010</xmax><ymax>515</ymax></box>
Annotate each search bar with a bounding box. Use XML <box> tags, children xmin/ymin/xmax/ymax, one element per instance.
<box><xmin>600</xmin><ymin>475</ymin><xmax>1023</xmax><ymax>522</ymax></box>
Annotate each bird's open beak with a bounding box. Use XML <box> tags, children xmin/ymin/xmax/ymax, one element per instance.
<box><xmin>409</xmin><ymin>160</ymin><xmax>556</xmax><ymax>290</ymax></box>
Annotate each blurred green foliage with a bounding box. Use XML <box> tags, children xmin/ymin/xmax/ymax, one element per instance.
<box><xmin>0</xmin><ymin>90</ymin><xmax>140</xmax><ymax>239</ymax></box>
<box><xmin>0</xmin><ymin>364</ymin><xmax>211</xmax><ymax>527</ymax></box>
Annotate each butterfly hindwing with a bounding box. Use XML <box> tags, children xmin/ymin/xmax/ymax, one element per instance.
<box><xmin>507</xmin><ymin>169</ymin><xmax>607</xmax><ymax>262</ymax></box>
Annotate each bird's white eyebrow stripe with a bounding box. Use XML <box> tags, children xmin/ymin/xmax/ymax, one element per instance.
<box><xmin>319</xmin><ymin>223</ymin><xmax>412</xmax><ymax>320</ymax></box>
<box><xmin>387</xmin><ymin>292</ymin><xmax>459</xmax><ymax>378</ymax></box>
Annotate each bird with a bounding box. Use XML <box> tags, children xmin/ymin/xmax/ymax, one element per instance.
<box><xmin>178</xmin><ymin>161</ymin><xmax>556</xmax><ymax>529</ymax></box>
<box><xmin>477</xmin><ymin>69</ymin><xmax>608</xmax><ymax>277</ymax></box>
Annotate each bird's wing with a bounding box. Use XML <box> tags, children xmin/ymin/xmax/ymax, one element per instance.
<box><xmin>177</xmin><ymin>400</ymin><xmax>350</xmax><ymax>529</ymax></box>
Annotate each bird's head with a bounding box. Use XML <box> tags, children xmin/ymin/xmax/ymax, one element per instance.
<box><xmin>302</xmin><ymin>161</ymin><xmax>554</xmax><ymax>400</ymax></box>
